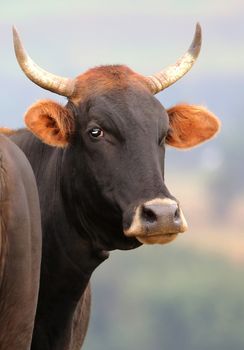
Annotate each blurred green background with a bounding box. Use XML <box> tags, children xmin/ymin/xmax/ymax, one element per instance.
<box><xmin>1</xmin><ymin>1</ymin><xmax>244</xmax><ymax>349</ymax></box>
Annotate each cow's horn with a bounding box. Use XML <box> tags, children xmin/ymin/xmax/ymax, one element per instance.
<box><xmin>12</xmin><ymin>26</ymin><xmax>75</xmax><ymax>97</ymax></box>
<box><xmin>147</xmin><ymin>23</ymin><xmax>202</xmax><ymax>94</ymax></box>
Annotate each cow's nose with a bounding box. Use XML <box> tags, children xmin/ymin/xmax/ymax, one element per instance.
<box><xmin>124</xmin><ymin>198</ymin><xmax>188</xmax><ymax>244</ymax></box>
<box><xmin>140</xmin><ymin>200</ymin><xmax>183</xmax><ymax>230</ymax></box>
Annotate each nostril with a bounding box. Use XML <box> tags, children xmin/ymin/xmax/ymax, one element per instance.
<box><xmin>141</xmin><ymin>205</ymin><xmax>157</xmax><ymax>224</ymax></box>
<box><xmin>174</xmin><ymin>206</ymin><xmax>180</xmax><ymax>220</ymax></box>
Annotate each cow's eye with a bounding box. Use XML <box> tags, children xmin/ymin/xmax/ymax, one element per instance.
<box><xmin>89</xmin><ymin>127</ymin><xmax>104</xmax><ymax>138</ymax></box>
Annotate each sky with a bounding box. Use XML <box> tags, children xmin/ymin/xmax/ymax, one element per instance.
<box><xmin>0</xmin><ymin>0</ymin><xmax>243</xmax><ymax>129</ymax></box>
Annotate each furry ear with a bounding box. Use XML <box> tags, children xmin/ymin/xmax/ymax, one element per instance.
<box><xmin>24</xmin><ymin>100</ymin><xmax>75</xmax><ymax>147</ymax></box>
<box><xmin>166</xmin><ymin>104</ymin><xmax>221</xmax><ymax>149</ymax></box>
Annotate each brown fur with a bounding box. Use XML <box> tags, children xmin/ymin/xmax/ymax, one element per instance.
<box><xmin>0</xmin><ymin>150</ymin><xmax>8</xmax><ymax>285</ymax></box>
<box><xmin>0</xmin><ymin>128</ymin><xmax>16</xmax><ymax>136</ymax></box>
<box><xmin>71</xmin><ymin>65</ymin><xmax>150</xmax><ymax>104</ymax></box>
<box><xmin>23</xmin><ymin>71</ymin><xmax>221</xmax><ymax>151</ymax></box>
<box><xmin>0</xmin><ymin>135</ymin><xmax>42</xmax><ymax>349</ymax></box>
<box><xmin>166</xmin><ymin>104</ymin><xmax>221</xmax><ymax>149</ymax></box>
<box><xmin>24</xmin><ymin>66</ymin><xmax>150</xmax><ymax>148</ymax></box>
<box><xmin>24</xmin><ymin>100</ymin><xmax>75</xmax><ymax>147</ymax></box>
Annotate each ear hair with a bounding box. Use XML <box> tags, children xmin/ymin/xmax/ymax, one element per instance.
<box><xmin>25</xmin><ymin>100</ymin><xmax>75</xmax><ymax>147</ymax></box>
<box><xmin>166</xmin><ymin>104</ymin><xmax>221</xmax><ymax>149</ymax></box>
<box><xmin>0</xmin><ymin>127</ymin><xmax>16</xmax><ymax>136</ymax></box>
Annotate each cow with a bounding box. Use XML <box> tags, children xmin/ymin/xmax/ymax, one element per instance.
<box><xmin>9</xmin><ymin>23</ymin><xmax>220</xmax><ymax>350</ymax></box>
<box><xmin>0</xmin><ymin>134</ymin><xmax>42</xmax><ymax>349</ymax></box>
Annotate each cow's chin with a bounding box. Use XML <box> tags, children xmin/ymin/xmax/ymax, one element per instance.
<box><xmin>136</xmin><ymin>233</ymin><xmax>178</xmax><ymax>245</ymax></box>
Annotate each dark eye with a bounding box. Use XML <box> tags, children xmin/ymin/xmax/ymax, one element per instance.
<box><xmin>89</xmin><ymin>127</ymin><xmax>104</xmax><ymax>138</ymax></box>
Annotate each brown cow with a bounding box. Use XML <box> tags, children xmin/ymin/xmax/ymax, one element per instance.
<box><xmin>0</xmin><ymin>134</ymin><xmax>42</xmax><ymax>349</ymax></box>
<box><xmin>10</xmin><ymin>24</ymin><xmax>220</xmax><ymax>349</ymax></box>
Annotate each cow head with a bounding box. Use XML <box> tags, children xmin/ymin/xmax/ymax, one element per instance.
<box><xmin>13</xmin><ymin>24</ymin><xmax>220</xmax><ymax>251</ymax></box>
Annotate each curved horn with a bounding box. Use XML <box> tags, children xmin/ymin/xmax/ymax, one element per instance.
<box><xmin>12</xmin><ymin>26</ymin><xmax>75</xmax><ymax>97</ymax></box>
<box><xmin>147</xmin><ymin>23</ymin><xmax>202</xmax><ymax>94</ymax></box>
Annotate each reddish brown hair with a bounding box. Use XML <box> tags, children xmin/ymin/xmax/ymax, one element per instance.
<box><xmin>25</xmin><ymin>100</ymin><xmax>75</xmax><ymax>147</ymax></box>
<box><xmin>166</xmin><ymin>104</ymin><xmax>221</xmax><ymax>149</ymax></box>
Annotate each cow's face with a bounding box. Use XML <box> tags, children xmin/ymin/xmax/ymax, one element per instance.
<box><xmin>23</xmin><ymin>66</ymin><xmax>220</xmax><ymax>251</ymax></box>
<box><xmin>13</xmin><ymin>24</ymin><xmax>220</xmax><ymax>250</ymax></box>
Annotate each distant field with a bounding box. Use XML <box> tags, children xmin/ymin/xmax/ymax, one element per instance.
<box><xmin>166</xmin><ymin>171</ymin><xmax>244</xmax><ymax>264</ymax></box>
<box><xmin>84</xmin><ymin>241</ymin><xmax>244</xmax><ymax>350</ymax></box>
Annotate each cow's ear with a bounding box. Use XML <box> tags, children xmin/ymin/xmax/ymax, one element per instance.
<box><xmin>166</xmin><ymin>104</ymin><xmax>221</xmax><ymax>149</ymax></box>
<box><xmin>24</xmin><ymin>100</ymin><xmax>75</xmax><ymax>147</ymax></box>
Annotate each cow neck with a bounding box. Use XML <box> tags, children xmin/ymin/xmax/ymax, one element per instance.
<box><xmin>28</xmin><ymin>141</ymin><xmax>108</xmax><ymax>349</ymax></box>
<box><xmin>36</xmin><ymin>145</ymin><xmax>107</xmax><ymax>269</ymax></box>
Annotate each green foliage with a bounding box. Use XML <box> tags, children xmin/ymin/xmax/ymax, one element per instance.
<box><xmin>84</xmin><ymin>244</ymin><xmax>244</xmax><ymax>350</ymax></box>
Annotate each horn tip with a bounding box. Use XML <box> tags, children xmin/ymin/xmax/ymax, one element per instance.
<box><xmin>12</xmin><ymin>26</ymin><xmax>20</xmax><ymax>48</ymax></box>
<box><xmin>195</xmin><ymin>22</ymin><xmax>202</xmax><ymax>42</ymax></box>
<box><xmin>12</xmin><ymin>26</ymin><xmax>18</xmax><ymax>37</ymax></box>
<box><xmin>190</xmin><ymin>22</ymin><xmax>202</xmax><ymax>53</ymax></box>
<box><xmin>196</xmin><ymin>22</ymin><xmax>201</xmax><ymax>31</ymax></box>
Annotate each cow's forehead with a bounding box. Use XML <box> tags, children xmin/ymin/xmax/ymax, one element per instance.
<box><xmin>70</xmin><ymin>65</ymin><xmax>151</xmax><ymax>104</ymax></box>
<box><xmin>76</xmin><ymin>89</ymin><xmax>169</xmax><ymax>141</ymax></box>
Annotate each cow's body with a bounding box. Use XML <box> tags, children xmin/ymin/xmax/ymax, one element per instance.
<box><xmin>0</xmin><ymin>135</ymin><xmax>41</xmax><ymax>349</ymax></box>
<box><xmin>8</xmin><ymin>24</ymin><xmax>220</xmax><ymax>349</ymax></box>
<box><xmin>10</xmin><ymin>70</ymin><xmax>219</xmax><ymax>349</ymax></box>
<box><xmin>11</xmin><ymin>129</ymin><xmax>102</xmax><ymax>349</ymax></box>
